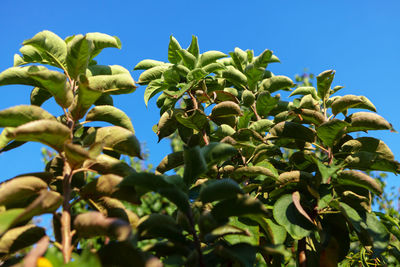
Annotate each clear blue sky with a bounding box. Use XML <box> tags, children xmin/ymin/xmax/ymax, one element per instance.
<box><xmin>1</xmin><ymin>1</ymin><xmax>399</xmax><ymax>194</ymax></box>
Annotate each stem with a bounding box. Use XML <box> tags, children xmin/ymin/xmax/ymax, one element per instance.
<box><xmin>61</xmin><ymin>164</ymin><xmax>73</xmax><ymax>263</ymax></box>
<box><xmin>187</xmin><ymin>210</ymin><xmax>205</xmax><ymax>267</ymax></box>
<box><xmin>298</xmin><ymin>238</ymin><xmax>307</xmax><ymax>267</ymax></box>
<box><xmin>250</xmin><ymin>103</ymin><xmax>261</xmax><ymax>121</ymax></box>
<box><xmin>202</xmin><ymin>130</ymin><xmax>209</xmax><ymax>145</ymax></box>
<box><xmin>187</xmin><ymin>91</ymin><xmax>198</xmax><ymax>110</ymax></box>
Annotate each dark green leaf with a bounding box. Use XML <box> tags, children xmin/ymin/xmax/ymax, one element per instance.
<box><xmin>256</xmin><ymin>91</ymin><xmax>280</xmax><ymax>117</ymax></box>
<box><xmin>0</xmin><ymin>105</ymin><xmax>55</xmax><ymax>127</ymax></box>
<box><xmin>183</xmin><ymin>146</ymin><xmax>207</xmax><ymax>186</ymax></box>
<box><xmin>317</xmin><ymin>119</ymin><xmax>349</xmax><ymax>147</ymax></box>
<box><xmin>259</xmin><ymin>75</ymin><xmax>295</xmax><ymax>93</ymax></box>
<box><xmin>269</xmin><ymin>121</ymin><xmax>316</xmax><ymax>143</ymax></box>
<box><xmin>199</xmin><ymin>179</ymin><xmax>243</xmax><ymax>203</ymax></box>
<box><xmin>0</xmin><ymin>225</ymin><xmax>45</xmax><ymax>256</ymax></box>
<box><xmin>156</xmin><ymin>151</ymin><xmax>184</xmax><ymax>174</ymax></box>
<box><xmin>316</xmin><ymin>70</ymin><xmax>335</xmax><ymax>99</ymax></box>
<box><xmin>30</xmin><ymin>87</ymin><xmax>52</xmax><ymax>106</ymax></box>
<box><xmin>336</xmin><ymin>170</ymin><xmax>382</xmax><ymax>195</ymax></box>
<box><xmin>211</xmin><ymin>195</ymin><xmax>265</xmax><ymax>221</ymax></box>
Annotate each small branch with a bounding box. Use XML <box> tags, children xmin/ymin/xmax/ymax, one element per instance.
<box><xmin>187</xmin><ymin>91</ymin><xmax>199</xmax><ymax>110</ymax></box>
<box><xmin>202</xmin><ymin>130</ymin><xmax>209</xmax><ymax>145</ymax></box>
<box><xmin>186</xmin><ymin>210</ymin><xmax>205</xmax><ymax>267</ymax></box>
<box><xmin>61</xmin><ymin>161</ymin><xmax>73</xmax><ymax>263</ymax></box>
<box><xmin>250</xmin><ymin>104</ymin><xmax>261</xmax><ymax>121</ymax></box>
<box><xmin>312</xmin><ymin>143</ymin><xmax>329</xmax><ymax>154</ymax></box>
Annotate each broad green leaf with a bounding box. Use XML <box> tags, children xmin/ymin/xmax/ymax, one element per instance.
<box><xmin>220</xmin><ymin>165</ymin><xmax>277</xmax><ymax>180</ymax></box>
<box><xmin>0</xmin><ymin>66</ymin><xmax>46</xmax><ymax>87</ymax></box>
<box><xmin>221</xmin><ymin>66</ymin><xmax>248</xmax><ymax>88</ymax></box>
<box><xmin>197</xmin><ymin>50</ymin><xmax>227</xmax><ymax>67</ymax></box>
<box><xmin>201</xmin><ymin>142</ymin><xmax>237</xmax><ymax>166</ymax></box>
<box><xmin>316</xmin><ymin>70</ymin><xmax>335</xmax><ymax>99</ymax></box>
<box><xmin>86</xmin><ymin>64</ymin><xmax>130</xmax><ymax>76</ymax></box>
<box><xmin>23</xmin><ymin>30</ymin><xmax>67</xmax><ymax>68</ymax></box>
<box><xmin>250</xmin><ymin>216</ymin><xmax>287</xmax><ymax>245</ymax></box>
<box><xmin>94</xmin><ymin>93</ymin><xmax>113</xmax><ymax>106</ymax></box>
<box><xmin>244</xmin><ymin>64</ymin><xmax>264</xmax><ymax>91</ymax></box>
<box><xmin>64</xmin><ymin>142</ymin><xmax>92</xmax><ymax>168</ymax></box>
<box><xmin>256</xmin><ymin>91</ymin><xmax>280</xmax><ymax>117</ymax></box>
<box><xmin>70</xmin><ymin>74</ymin><xmax>103</xmax><ymax>119</ymax></box>
<box><xmin>85</xmin><ymin>126</ymin><xmax>141</xmax><ymax>158</ymax></box>
<box><xmin>273</xmin><ymin>194</ymin><xmax>313</xmax><ymax>240</ymax></box>
<box><xmin>253</xmin><ymin>49</ymin><xmax>273</xmax><ymax>68</ymax></box>
<box><xmin>74</xmin><ymin>212</ymin><xmax>131</xmax><ymax>241</ymax></box>
<box><xmin>317</xmin><ymin>119</ymin><xmax>349</xmax><ymax>147</ymax></box>
<box><xmin>269</xmin><ymin>121</ymin><xmax>316</xmax><ymax>143</ymax></box>
<box><xmin>0</xmin><ymin>225</ymin><xmax>45</xmax><ymax>255</ymax></box>
<box><xmin>86</xmin><ymin>73</ymin><xmax>137</xmax><ymax>95</ymax></box>
<box><xmin>83</xmin><ymin>154</ymin><xmax>136</xmax><ymax>177</ymax></box>
<box><xmin>331</xmin><ymin>95</ymin><xmax>376</xmax><ymax>115</ymax></box>
<box><xmin>176</xmin><ymin>49</ymin><xmax>196</xmax><ymax>69</ymax></box>
<box><xmin>5</xmin><ymin>120</ymin><xmax>70</xmax><ymax>152</ymax></box>
<box><xmin>211</xmin><ymin>195</ymin><xmax>265</xmax><ymax>221</ymax></box>
<box><xmin>293</xmin><ymin>108</ymin><xmax>326</xmax><ymax>125</ymax></box>
<box><xmin>86</xmin><ymin>105</ymin><xmax>135</xmax><ymax>132</ymax></box>
<box><xmin>183</xmin><ymin>146</ymin><xmax>207</xmax><ymax>186</ymax></box>
<box><xmin>289</xmin><ymin>86</ymin><xmax>319</xmax><ymax>99</ymax></box>
<box><xmin>199</xmin><ymin>179</ymin><xmax>243</xmax><ymax>203</ymax></box>
<box><xmin>168</xmin><ymin>36</ymin><xmax>182</xmax><ymax>64</ymax></box>
<box><xmin>29</xmin><ymin>68</ymin><xmax>73</xmax><ymax>108</ymax></box>
<box><xmin>215</xmin><ymin>124</ymin><xmax>236</xmax><ymax>138</ymax></box>
<box><xmin>66</xmin><ymin>34</ymin><xmax>93</xmax><ymax>79</ymax></box>
<box><xmin>138</xmin><ymin>65</ymin><xmax>170</xmax><ymax>85</ymax></box>
<box><xmin>277</xmin><ymin>170</ymin><xmax>313</xmax><ymax>185</ymax></box>
<box><xmin>86</xmin><ymin>32</ymin><xmax>121</xmax><ymax>59</ymax></box>
<box><xmin>0</xmin><ymin>209</ymin><xmax>25</xmax><ymax>234</ymax></box>
<box><xmin>134</xmin><ymin>59</ymin><xmax>169</xmax><ymax>70</ymax></box>
<box><xmin>341</xmin><ymin>137</ymin><xmax>395</xmax><ymax>160</ymax></box>
<box><xmin>230</xmin><ymin>48</ymin><xmax>247</xmax><ymax>72</ymax></box>
<box><xmin>137</xmin><ymin>214</ymin><xmax>186</xmax><ymax>242</ymax></box>
<box><xmin>176</xmin><ymin>109</ymin><xmax>208</xmax><ymax>131</ymax></box>
<box><xmin>210</xmin><ymin>101</ymin><xmax>242</xmax><ymax>118</ymax></box>
<box><xmin>187</xmin><ymin>35</ymin><xmax>199</xmax><ymax>58</ymax></box>
<box><xmin>203</xmin><ymin>62</ymin><xmax>226</xmax><ymax>74</ymax></box>
<box><xmin>241</xmin><ymin>90</ymin><xmax>255</xmax><ymax>107</ymax></box>
<box><xmin>0</xmin><ymin>105</ymin><xmax>55</xmax><ymax>127</ymax></box>
<box><xmin>30</xmin><ymin>87</ymin><xmax>52</xmax><ymax>106</ymax></box>
<box><xmin>298</xmin><ymin>94</ymin><xmax>320</xmax><ymax>110</ymax></box>
<box><xmin>344</xmin><ymin>151</ymin><xmax>400</xmax><ymax>173</ymax></box>
<box><xmin>157</xmin><ymin>109</ymin><xmax>180</xmax><ymax>141</ymax></box>
<box><xmin>312</xmin><ymin>159</ymin><xmax>343</xmax><ymax>183</ymax></box>
<box><xmin>336</xmin><ymin>201</ymin><xmax>367</xmax><ymax>233</ymax></box>
<box><xmin>336</xmin><ymin>170</ymin><xmax>382</xmax><ymax>195</ymax></box>
<box><xmin>345</xmin><ymin>112</ymin><xmax>392</xmax><ymax>132</ymax></box>
<box><xmin>364</xmin><ymin>212</ymin><xmax>390</xmax><ymax>256</ymax></box>
<box><xmin>162</xmin><ymin>67</ymin><xmax>180</xmax><ymax>84</ymax></box>
<box><xmin>259</xmin><ymin>75</ymin><xmax>295</xmax><ymax>93</ymax></box>
<box><xmin>14</xmin><ymin>45</ymin><xmax>49</xmax><ymax>66</ymax></box>
<box><xmin>156</xmin><ymin>151</ymin><xmax>184</xmax><ymax>174</ymax></box>
<box><xmin>187</xmin><ymin>68</ymin><xmax>208</xmax><ymax>82</ymax></box>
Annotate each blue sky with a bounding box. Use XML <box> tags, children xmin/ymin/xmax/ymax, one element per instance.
<box><xmin>1</xmin><ymin>0</ymin><xmax>400</xmax><ymax>194</ymax></box>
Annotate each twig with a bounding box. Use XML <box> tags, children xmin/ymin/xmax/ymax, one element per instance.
<box><xmin>250</xmin><ymin>103</ymin><xmax>261</xmax><ymax>121</ymax></box>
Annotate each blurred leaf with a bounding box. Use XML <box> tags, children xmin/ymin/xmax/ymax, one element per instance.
<box><xmin>0</xmin><ymin>225</ymin><xmax>45</xmax><ymax>256</ymax></box>
<box><xmin>201</xmin><ymin>142</ymin><xmax>237</xmax><ymax>166</ymax></box>
<box><xmin>0</xmin><ymin>105</ymin><xmax>55</xmax><ymax>127</ymax></box>
<box><xmin>336</xmin><ymin>170</ymin><xmax>382</xmax><ymax>195</ymax></box>
<box><xmin>210</xmin><ymin>101</ymin><xmax>242</xmax><ymax>118</ymax></box>
<box><xmin>137</xmin><ymin>214</ymin><xmax>186</xmax><ymax>242</ymax></box>
<box><xmin>183</xmin><ymin>146</ymin><xmax>207</xmax><ymax>186</ymax></box>
<box><xmin>86</xmin><ymin>105</ymin><xmax>135</xmax><ymax>132</ymax></box>
<box><xmin>200</xmin><ymin>179</ymin><xmax>243</xmax><ymax>203</ymax></box>
<box><xmin>156</xmin><ymin>151</ymin><xmax>184</xmax><ymax>174</ymax></box>
<box><xmin>30</xmin><ymin>87</ymin><xmax>52</xmax><ymax>106</ymax></box>
<box><xmin>211</xmin><ymin>195</ymin><xmax>265</xmax><ymax>221</ymax></box>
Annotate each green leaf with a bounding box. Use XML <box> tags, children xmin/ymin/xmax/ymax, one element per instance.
<box><xmin>201</xmin><ymin>142</ymin><xmax>237</xmax><ymax>166</ymax></box>
<box><xmin>187</xmin><ymin>68</ymin><xmax>208</xmax><ymax>82</ymax></box>
<box><xmin>74</xmin><ymin>212</ymin><xmax>131</xmax><ymax>241</ymax></box>
<box><xmin>277</xmin><ymin>171</ymin><xmax>313</xmax><ymax>185</ymax></box>
<box><xmin>156</xmin><ymin>151</ymin><xmax>184</xmax><ymax>174</ymax></box>
<box><xmin>137</xmin><ymin>214</ymin><xmax>186</xmax><ymax>242</ymax></box>
<box><xmin>345</xmin><ymin>112</ymin><xmax>393</xmax><ymax>132</ymax></box>
<box><xmin>86</xmin><ymin>32</ymin><xmax>121</xmax><ymax>60</ymax></box>
<box><xmin>0</xmin><ymin>225</ymin><xmax>45</xmax><ymax>255</ymax></box>
<box><xmin>83</xmin><ymin>154</ymin><xmax>136</xmax><ymax>177</ymax></box>
<box><xmin>66</xmin><ymin>34</ymin><xmax>93</xmax><ymax>79</ymax></box>
<box><xmin>316</xmin><ymin>70</ymin><xmax>335</xmax><ymax>99</ymax></box>
<box><xmin>336</xmin><ymin>170</ymin><xmax>382</xmax><ymax>195</ymax></box>
<box><xmin>28</xmin><ymin>68</ymin><xmax>73</xmax><ymax>108</ymax></box>
<box><xmin>87</xmin><ymin>73</ymin><xmax>137</xmax><ymax>95</ymax></box>
<box><xmin>0</xmin><ymin>66</ymin><xmax>47</xmax><ymax>87</ymax></box>
<box><xmin>317</xmin><ymin>119</ymin><xmax>349</xmax><ymax>147</ymax></box>
<box><xmin>168</xmin><ymin>36</ymin><xmax>182</xmax><ymax>64</ymax></box>
<box><xmin>230</xmin><ymin>48</ymin><xmax>247</xmax><ymax>72</ymax></box>
<box><xmin>259</xmin><ymin>75</ymin><xmax>295</xmax><ymax>93</ymax></box>
<box><xmin>269</xmin><ymin>121</ymin><xmax>316</xmax><ymax>143</ymax></box>
<box><xmin>273</xmin><ymin>194</ymin><xmax>313</xmax><ymax>240</ymax></box>
<box><xmin>199</xmin><ymin>179</ymin><xmax>243</xmax><ymax>203</ymax></box>
<box><xmin>0</xmin><ymin>105</ymin><xmax>55</xmax><ymax>127</ymax></box>
<box><xmin>30</xmin><ymin>87</ymin><xmax>52</xmax><ymax>106</ymax></box>
<box><xmin>344</xmin><ymin>151</ymin><xmax>400</xmax><ymax>173</ymax></box>
<box><xmin>289</xmin><ymin>86</ymin><xmax>319</xmax><ymax>99</ymax></box>
<box><xmin>157</xmin><ymin>109</ymin><xmax>180</xmax><ymax>141</ymax></box>
<box><xmin>134</xmin><ymin>59</ymin><xmax>169</xmax><ymax>70</ymax></box>
<box><xmin>162</xmin><ymin>67</ymin><xmax>180</xmax><ymax>84</ymax></box>
<box><xmin>336</xmin><ymin>201</ymin><xmax>366</xmax><ymax>233</ymax></box>
<box><xmin>85</xmin><ymin>126</ymin><xmax>141</xmax><ymax>158</ymax></box>
<box><xmin>64</xmin><ymin>142</ymin><xmax>93</xmax><ymax>168</ymax></box>
<box><xmin>203</xmin><ymin>62</ymin><xmax>226</xmax><ymax>74</ymax></box>
<box><xmin>5</xmin><ymin>120</ymin><xmax>70</xmax><ymax>152</ymax></box>
<box><xmin>341</xmin><ymin>137</ymin><xmax>395</xmax><ymax>160</ymax></box>
<box><xmin>221</xmin><ymin>66</ymin><xmax>248</xmax><ymax>88</ymax></box>
<box><xmin>253</xmin><ymin>49</ymin><xmax>273</xmax><ymax>68</ymax></box>
<box><xmin>331</xmin><ymin>95</ymin><xmax>377</xmax><ymax>115</ymax></box>
<box><xmin>197</xmin><ymin>50</ymin><xmax>227</xmax><ymax>67</ymax></box>
<box><xmin>14</xmin><ymin>45</ymin><xmax>52</xmax><ymax>66</ymax></box>
<box><xmin>364</xmin><ymin>212</ymin><xmax>390</xmax><ymax>256</ymax></box>
<box><xmin>176</xmin><ymin>109</ymin><xmax>208</xmax><ymax>131</ymax></box>
<box><xmin>86</xmin><ymin>105</ymin><xmax>135</xmax><ymax>132</ymax></box>
<box><xmin>256</xmin><ymin>91</ymin><xmax>280</xmax><ymax>117</ymax></box>
<box><xmin>187</xmin><ymin>35</ymin><xmax>199</xmax><ymax>58</ymax></box>
<box><xmin>176</xmin><ymin>49</ymin><xmax>197</xmax><ymax>69</ymax></box>
<box><xmin>183</xmin><ymin>146</ymin><xmax>207</xmax><ymax>186</ymax></box>
<box><xmin>86</xmin><ymin>64</ymin><xmax>130</xmax><ymax>76</ymax></box>
<box><xmin>211</xmin><ymin>195</ymin><xmax>265</xmax><ymax>221</ymax></box>
<box><xmin>250</xmin><ymin>216</ymin><xmax>287</xmax><ymax>244</ymax></box>
<box><xmin>23</xmin><ymin>30</ymin><xmax>67</xmax><ymax>68</ymax></box>
<box><xmin>312</xmin><ymin>159</ymin><xmax>343</xmax><ymax>183</ymax></box>
<box><xmin>138</xmin><ymin>65</ymin><xmax>170</xmax><ymax>85</ymax></box>
<box><xmin>0</xmin><ymin>209</ymin><xmax>25</xmax><ymax>234</ymax></box>
<box><xmin>210</xmin><ymin>101</ymin><xmax>242</xmax><ymax>118</ymax></box>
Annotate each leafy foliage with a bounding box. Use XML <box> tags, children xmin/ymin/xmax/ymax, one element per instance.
<box><xmin>0</xmin><ymin>32</ymin><xmax>399</xmax><ymax>267</ymax></box>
